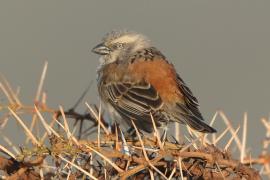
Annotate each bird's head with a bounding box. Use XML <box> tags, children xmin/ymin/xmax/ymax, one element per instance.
<box><xmin>92</xmin><ymin>30</ymin><xmax>151</xmax><ymax>65</ymax></box>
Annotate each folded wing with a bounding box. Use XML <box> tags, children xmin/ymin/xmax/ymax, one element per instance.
<box><xmin>102</xmin><ymin>81</ymin><xmax>164</xmax><ymax>132</ymax></box>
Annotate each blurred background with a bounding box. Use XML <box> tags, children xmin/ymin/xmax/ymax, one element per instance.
<box><xmin>0</xmin><ymin>1</ymin><xmax>269</xmax><ymax>155</ymax></box>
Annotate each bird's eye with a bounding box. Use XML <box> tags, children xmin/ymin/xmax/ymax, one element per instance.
<box><xmin>117</xmin><ymin>43</ymin><xmax>124</xmax><ymax>48</ymax></box>
<box><xmin>112</xmin><ymin>43</ymin><xmax>124</xmax><ymax>49</ymax></box>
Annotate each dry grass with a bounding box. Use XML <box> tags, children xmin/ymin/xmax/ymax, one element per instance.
<box><xmin>0</xmin><ymin>62</ymin><xmax>267</xmax><ymax>179</ymax></box>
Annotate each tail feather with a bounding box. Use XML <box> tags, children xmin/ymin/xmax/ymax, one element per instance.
<box><xmin>175</xmin><ymin>103</ymin><xmax>216</xmax><ymax>133</ymax></box>
<box><xmin>185</xmin><ymin>116</ymin><xmax>216</xmax><ymax>133</ymax></box>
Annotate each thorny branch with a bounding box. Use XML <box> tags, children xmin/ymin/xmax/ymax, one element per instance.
<box><xmin>0</xmin><ymin>66</ymin><xmax>267</xmax><ymax>179</ymax></box>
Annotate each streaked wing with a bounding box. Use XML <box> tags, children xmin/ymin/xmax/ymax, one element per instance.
<box><xmin>176</xmin><ymin>74</ymin><xmax>216</xmax><ymax>133</ymax></box>
<box><xmin>176</xmin><ymin>75</ymin><xmax>203</xmax><ymax>119</ymax></box>
<box><xmin>102</xmin><ymin>81</ymin><xmax>164</xmax><ymax>132</ymax></box>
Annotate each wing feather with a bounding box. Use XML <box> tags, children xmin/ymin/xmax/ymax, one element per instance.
<box><xmin>176</xmin><ymin>75</ymin><xmax>203</xmax><ymax>120</ymax></box>
<box><xmin>102</xmin><ymin>81</ymin><xmax>164</xmax><ymax>132</ymax></box>
<box><xmin>176</xmin><ymin>75</ymin><xmax>216</xmax><ymax>133</ymax></box>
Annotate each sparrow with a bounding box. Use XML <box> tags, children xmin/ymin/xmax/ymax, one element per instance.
<box><xmin>92</xmin><ymin>30</ymin><xmax>216</xmax><ymax>134</ymax></box>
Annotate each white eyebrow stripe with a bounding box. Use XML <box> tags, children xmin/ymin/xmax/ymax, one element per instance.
<box><xmin>111</xmin><ymin>35</ymin><xmax>141</xmax><ymax>44</ymax></box>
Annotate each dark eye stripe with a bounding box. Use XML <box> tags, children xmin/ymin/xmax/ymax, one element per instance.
<box><xmin>111</xmin><ymin>43</ymin><xmax>124</xmax><ymax>50</ymax></box>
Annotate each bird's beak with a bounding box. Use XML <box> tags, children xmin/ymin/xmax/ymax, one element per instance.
<box><xmin>92</xmin><ymin>43</ymin><xmax>110</xmax><ymax>55</ymax></box>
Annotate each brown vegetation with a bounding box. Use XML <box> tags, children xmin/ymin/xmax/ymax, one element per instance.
<box><xmin>0</xmin><ymin>62</ymin><xmax>268</xmax><ymax>179</ymax></box>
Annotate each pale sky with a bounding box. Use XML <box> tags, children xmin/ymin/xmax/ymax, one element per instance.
<box><xmin>0</xmin><ymin>1</ymin><xmax>269</xmax><ymax>155</ymax></box>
